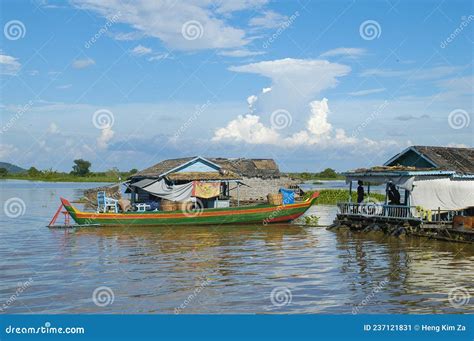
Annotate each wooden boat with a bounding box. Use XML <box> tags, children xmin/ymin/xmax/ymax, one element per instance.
<box><xmin>59</xmin><ymin>192</ymin><xmax>319</xmax><ymax>226</ymax></box>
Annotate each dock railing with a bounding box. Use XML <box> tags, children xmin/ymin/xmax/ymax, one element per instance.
<box><xmin>337</xmin><ymin>202</ymin><xmax>421</xmax><ymax>221</ymax></box>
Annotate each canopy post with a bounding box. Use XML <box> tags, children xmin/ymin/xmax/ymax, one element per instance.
<box><xmin>348</xmin><ymin>181</ymin><xmax>352</xmax><ymax>203</ymax></box>
<box><xmin>237</xmin><ymin>182</ymin><xmax>240</xmax><ymax>207</ymax></box>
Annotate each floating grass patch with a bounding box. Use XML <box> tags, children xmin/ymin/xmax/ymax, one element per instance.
<box><xmin>303</xmin><ymin>189</ymin><xmax>385</xmax><ymax>205</ymax></box>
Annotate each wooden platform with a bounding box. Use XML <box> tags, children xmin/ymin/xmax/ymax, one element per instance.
<box><xmin>332</xmin><ymin>214</ymin><xmax>474</xmax><ymax>243</ymax></box>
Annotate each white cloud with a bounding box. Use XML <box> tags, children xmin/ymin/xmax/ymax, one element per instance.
<box><xmin>247</xmin><ymin>95</ymin><xmax>258</xmax><ymax>112</ymax></box>
<box><xmin>72</xmin><ymin>0</ymin><xmax>253</xmax><ymax>50</ymax></box>
<box><xmin>213</xmin><ymin>98</ymin><xmax>374</xmax><ymax>148</ymax></box>
<box><xmin>97</xmin><ymin>127</ymin><xmax>115</xmax><ymax>149</ymax></box>
<box><xmin>218</xmin><ymin>49</ymin><xmax>265</xmax><ymax>57</ymax></box>
<box><xmin>249</xmin><ymin>10</ymin><xmax>288</xmax><ymax>29</ymax></box>
<box><xmin>0</xmin><ymin>54</ymin><xmax>21</xmax><ymax>75</ymax></box>
<box><xmin>56</xmin><ymin>84</ymin><xmax>72</xmax><ymax>89</ymax></box>
<box><xmin>348</xmin><ymin>88</ymin><xmax>386</xmax><ymax>96</ymax></box>
<box><xmin>212</xmin><ymin>114</ymin><xmax>280</xmax><ymax>144</ymax></box>
<box><xmin>0</xmin><ymin>144</ymin><xmax>17</xmax><ymax>159</ymax></box>
<box><xmin>72</xmin><ymin>58</ymin><xmax>95</xmax><ymax>69</ymax></box>
<box><xmin>48</xmin><ymin>122</ymin><xmax>59</xmax><ymax>134</ymax></box>
<box><xmin>130</xmin><ymin>45</ymin><xmax>152</xmax><ymax>56</ymax></box>
<box><xmin>320</xmin><ymin>47</ymin><xmax>367</xmax><ymax>58</ymax></box>
<box><xmin>215</xmin><ymin>0</ymin><xmax>268</xmax><ymax>14</ymax></box>
<box><xmin>306</xmin><ymin>99</ymin><xmax>332</xmax><ymax>136</ymax></box>
<box><xmin>229</xmin><ymin>58</ymin><xmax>350</xmax><ymax>100</ymax></box>
<box><xmin>148</xmin><ymin>53</ymin><xmax>171</xmax><ymax>61</ymax></box>
<box><xmin>214</xmin><ymin>58</ymin><xmax>398</xmax><ymax>151</ymax></box>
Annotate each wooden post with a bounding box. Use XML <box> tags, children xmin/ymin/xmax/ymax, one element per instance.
<box><xmin>131</xmin><ymin>187</ymin><xmax>136</xmax><ymax>205</ymax></box>
<box><xmin>348</xmin><ymin>181</ymin><xmax>352</xmax><ymax>203</ymax></box>
<box><xmin>237</xmin><ymin>182</ymin><xmax>240</xmax><ymax>207</ymax></box>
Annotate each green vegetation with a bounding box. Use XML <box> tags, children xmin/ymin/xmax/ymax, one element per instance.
<box><xmin>286</xmin><ymin>168</ymin><xmax>345</xmax><ymax>181</ymax></box>
<box><xmin>304</xmin><ymin>189</ymin><xmax>385</xmax><ymax>205</ymax></box>
<box><xmin>1</xmin><ymin>159</ymin><xmax>137</xmax><ymax>182</ymax></box>
<box><xmin>71</xmin><ymin>159</ymin><xmax>91</xmax><ymax>176</ymax></box>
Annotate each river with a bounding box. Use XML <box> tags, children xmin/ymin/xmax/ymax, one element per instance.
<box><xmin>0</xmin><ymin>180</ymin><xmax>472</xmax><ymax>314</ymax></box>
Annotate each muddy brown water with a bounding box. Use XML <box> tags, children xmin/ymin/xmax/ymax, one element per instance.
<box><xmin>1</xmin><ymin>180</ymin><xmax>473</xmax><ymax>313</ymax></box>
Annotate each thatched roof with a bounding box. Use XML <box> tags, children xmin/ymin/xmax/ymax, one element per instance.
<box><xmin>133</xmin><ymin>156</ymin><xmax>280</xmax><ymax>180</ymax></box>
<box><xmin>384</xmin><ymin>146</ymin><xmax>474</xmax><ymax>174</ymax></box>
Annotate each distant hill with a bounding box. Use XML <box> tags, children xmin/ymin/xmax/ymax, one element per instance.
<box><xmin>0</xmin><ymin>162</ymin><xmax>26</xmax><ymax>174</ymax></box>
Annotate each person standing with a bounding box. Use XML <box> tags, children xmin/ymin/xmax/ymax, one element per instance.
<box><xmin>357</xmin><ymin>180</ymin><xmax>365</xmax><ymax>204</ymax></box>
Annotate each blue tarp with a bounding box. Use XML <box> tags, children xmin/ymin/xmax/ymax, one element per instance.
<box><xmin>279</xmin><ymin>188</ymin><xmax>295</xmax><ymax>204</ymax></box>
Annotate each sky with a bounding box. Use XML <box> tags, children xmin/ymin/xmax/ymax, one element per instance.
<box><xmin>0</xmin><ymin>0</ymin><xmax>473</xmax><ymax>172</ymax></box>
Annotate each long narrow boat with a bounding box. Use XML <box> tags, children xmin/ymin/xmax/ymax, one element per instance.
<box><xmin>59</xmin><ymin>192</ymin><xmax>319</xmax><ymax>226</ymax></box>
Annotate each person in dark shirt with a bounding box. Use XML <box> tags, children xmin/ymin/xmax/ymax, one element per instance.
<box><xmin>357</xmin><ymin>180</ymin><xmax>364</xmax><ymax>203</ymax></box>
<box><xmin>388</xmin><ymin>183</ymin><xmax>401</xmax><ymax>205</ymax></box>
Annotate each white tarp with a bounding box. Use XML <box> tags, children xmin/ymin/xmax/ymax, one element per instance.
<box><xmin>142</xmin><ymin>179</ymin><xmax>193</xmax><ymax>202</ymax></box>
<box><xmin>410</xmin><ymin>178</ymin><xmax>474</xmax><ymax>210</ymax></box>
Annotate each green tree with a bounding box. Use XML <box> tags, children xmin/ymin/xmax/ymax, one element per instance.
<box><xmin>129</xmin><ymin>168</ymin><xmax>138</xmax><ymax>174</ymax></box>
<box><xmin>27</xmin><ymin>166</ymin><xmax>41</xmax><ymax>177</ymax></box>
<box><xmin>71</xmin><ymin>159</ymin><xmax>91</xmax><ymax>176</ymax></box>
<box><xmin>318</xmin><ymin>168</ymin><xmax>338</xmax><ymax>178</ymax></box>
<box><xmin>0</xmin><ymin>168</ymin><xmax>8</xmax><ymax>177</ymax></box>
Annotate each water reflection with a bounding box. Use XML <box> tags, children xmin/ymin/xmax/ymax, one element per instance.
<box><xmin>0</xmin><ymin>181</ymin><xmax>473</xmax><ymax>314</ymax></box>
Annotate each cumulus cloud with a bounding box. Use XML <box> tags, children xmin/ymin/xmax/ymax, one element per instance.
<box><xmin>229</xmin><ymin>58</ymin><xmax>350</xmax><ymax>100</ymax></box>
<box><xmin>213</xmin><ymin>98</ymin><xmax>364</xmax><ymax>148</ymax></box>
<box><xmin>213</xmin><ymin>58</ymin><xmax>396</xmax><ymax>151</ymax></box>
<box><xmin>97</xmin><ymin>127</ymin><xmax>115</xmax><ymax>149</ymax></box>
<box><xmin>0</xmin><ymin>53</ymin><xmax>21</xmax><ymax>75</ymax></box>
<box><xmin>72</xmin><ymin>58</ymin><xmax>95</xmax><ymax>69</ymax></box>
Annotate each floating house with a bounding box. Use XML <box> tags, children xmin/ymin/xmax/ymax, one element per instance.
<box><xmin>334</xmin><ymin>146</ymin><xmax>474</xmax><ymax>242</ymax></box>
<box><xmin>126</xmin><ymin>156</ymin><xmax>298</xmax><ymax>207</ymax></box>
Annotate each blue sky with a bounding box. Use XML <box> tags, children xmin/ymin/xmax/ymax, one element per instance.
<box><xmin>1</xmin><ymin>0</ymin><xmax>472</xmax><ymax>172</ymax></box>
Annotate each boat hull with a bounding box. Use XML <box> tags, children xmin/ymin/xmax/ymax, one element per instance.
<box><xmin>60</xmin><ymin>192</ymin><xmax>319</xmax><ymax>227</ymax></box>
